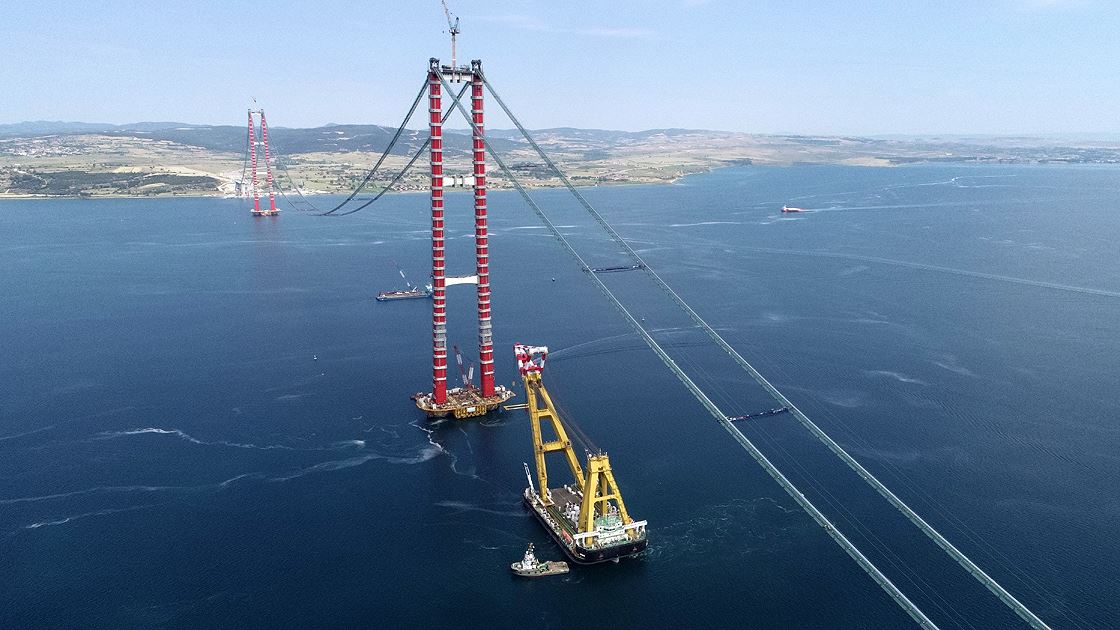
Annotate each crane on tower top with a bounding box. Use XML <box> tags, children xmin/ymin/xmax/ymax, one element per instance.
<box><xmin>440</xmin><ymin>0</ymin><xmax>461</xmax><ymax>69</ymax></box>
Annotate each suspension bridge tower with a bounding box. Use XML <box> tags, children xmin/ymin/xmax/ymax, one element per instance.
<box><xmin>245</xmin><ymin>109</ymin><xmax>279</xmax><ymax>217</ymax></box>
<box><xmin>412</xmin><ymin>57</ymin><xmax>514</xmax><ymax>419</ymax></box>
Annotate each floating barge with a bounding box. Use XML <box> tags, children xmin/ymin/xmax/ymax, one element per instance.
<box><xmin>376</xmin><ymin>286</ymin><xmax>432</xmax><ymax>301</ymax></box>
<box><xmin>523</xmin><ymin>478</ymin><xmax>648</xmax><ymax>564</ymax></box>
<box><xmin>586</xmin><ymin>263</ymin><xmax>646</xmax><ymax>274</ymax></box>
<box><xmin>412</xmin><ymin>384</ymin><xmax>514</xmax><ymax>419</ymax></box>
<box><xmin>728</xmin><ymin>406</ymin><xmax>790</xmax><ymax>422</ymax></box>
<box><xmin>515</xmin><ymin>344</ymin><xmax>648</xmax><ymax>564</ymax></box>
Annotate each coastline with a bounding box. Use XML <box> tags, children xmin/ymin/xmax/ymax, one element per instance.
<box><xmin>5</xmin><ymin>159</ymin><xmax>1120</xmax><ymax>201</ymax></box>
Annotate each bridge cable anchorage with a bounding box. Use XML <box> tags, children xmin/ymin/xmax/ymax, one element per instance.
<box><xmin>434</xmin><ymin>69</ymin><xmax>937</xmax><ymax>629</ymax></box>
<box><xmin>323</xmin><ymin>83</ymin><xmax>470</xmax><ymax>218</ymax></box>
<box><xmin>476</xmin><ymin>71</ymin><xmax>1051</xmax><ymax>630</ymax></box>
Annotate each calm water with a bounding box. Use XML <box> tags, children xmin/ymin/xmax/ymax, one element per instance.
<box><xmin>1</xmin><ymin>165</ymin><xmax>1118</xmax><ymax>628</ymax></box>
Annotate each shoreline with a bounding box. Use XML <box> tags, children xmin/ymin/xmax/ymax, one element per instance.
<box><xmin>0</xmin><ymin>174</ymin><xmax>696</xmax><ymax>201</ymax></box>
<box><xmin>4</xmin><ymin>160</ymin><xmax>1120</xmax><ymax>201</ymax></box>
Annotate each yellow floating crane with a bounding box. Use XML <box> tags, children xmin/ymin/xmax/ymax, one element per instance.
<box><xmin>515</xmin><ymin>344</ymin><xmax>647</xmax><ymax>563</ymax></box>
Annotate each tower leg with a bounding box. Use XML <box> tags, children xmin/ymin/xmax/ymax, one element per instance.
<box><xmin>248</xmin><ymin>110</ymin><xmax>260</xmax><ymax>215</ymax></box>
<box><xmin>260</xmin><ymin>111</ymin><xmax>278</xmax><ymax>215</ymax></box>
<box><xmin>471</xmin><ymin>61</ymin><xmax>496</xmax><ymax>398</ymax></box>
<box><xmin>430</xmin><ymin>62</ymin><xmax>448</xmax><ymax>405</ymax></box>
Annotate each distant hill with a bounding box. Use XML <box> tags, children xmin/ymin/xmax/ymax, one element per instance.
<box><xmin>0</xmin><ymin>121</ymin><xmax>209</xmax><ymax>136</ymax></box>
<box><xmin>4</xmin><ymin>120</ymin><xmax>1120</xmax><ymax>199</ymax></box>
<box><xmin>0</xmin><ymin>121</ymin><xmax>524</xmax><ymax>156</ymax></box>
<box><xmin>486</xmin><ymin>127</ymin><xmax>728</xmax><ymax>142</ymax></box>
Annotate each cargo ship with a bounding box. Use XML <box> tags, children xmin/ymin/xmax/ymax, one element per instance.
<box><xmin>376</xmin><ymin>285</ymin><xmax>432</xmax><ymax>301</ymax></box>
<box><xmin>781</xmin><ymin>205</ymin><xmax>806</xmax><ymax>213</ymax></box>
<box><xmin>377</xmin><ymin>264</ymin><xmax>432</xmax><ymax>301</ymax></box>
<box><xmin>515</xmin><ymin>344</ymin><xmax>648</xmax><ymax>564</ymax></box>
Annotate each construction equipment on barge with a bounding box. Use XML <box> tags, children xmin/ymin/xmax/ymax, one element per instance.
<box><xmin>515</xmin><ymin>344</ymin><xmax>648</xmax><ymax>564</ymax></box>
<box><xmin>413</xmin><ymin>345</ymin><xmax>512</xmax><ymax>419</ymax></box>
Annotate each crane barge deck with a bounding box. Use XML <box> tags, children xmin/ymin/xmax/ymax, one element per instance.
<box><xmin>515</xmin><ymin>344</ymin><xmax>648</xmax><ymax>564</ymax></box>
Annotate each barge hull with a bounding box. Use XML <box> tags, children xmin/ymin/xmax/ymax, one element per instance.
<box><xmin>523</xmin><ymin>490</ymin><xmax>647</xmax><ymax>564</ymax></box>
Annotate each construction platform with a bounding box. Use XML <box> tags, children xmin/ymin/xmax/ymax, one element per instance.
<box><xmin>412</xmin><ymin>385</ymin><xmax>515</xmax><ymax>419</ymax></box>
<box><xmin>524</xmin><ymin>485</ymin><xmax>648</xmax><ymax>564</ymax></box>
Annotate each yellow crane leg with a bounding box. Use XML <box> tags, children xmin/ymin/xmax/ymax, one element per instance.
<box><xmin>524</xmin><ymin>373</ymin><xmax>585</xmax><ymax>504</ymax></box>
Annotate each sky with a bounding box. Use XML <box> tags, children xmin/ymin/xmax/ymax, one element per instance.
<box><xmin>2</xmin><ymin>0</ymin><xmax>1119</xmax><ymax>135</ymax></box>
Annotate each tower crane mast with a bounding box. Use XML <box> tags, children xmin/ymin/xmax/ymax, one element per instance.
<box><xmin>440</xmin><ymin>0</ymin><xmax>461</xmax><ymax>69</ymax></box>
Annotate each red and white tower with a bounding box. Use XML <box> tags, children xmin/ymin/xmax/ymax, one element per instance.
<box><xmin>245</xmin><ymin>108</ymin><xmax>279</xmax><ymax>217</ymax></box>
<box><xmin>413</xmin><ymin>58</ymin><xmax>512</xmax><ymax>419</ymax></box>
<box><xmin>471</xmin><ymin>59</ymin><xmax>496</xmax><ymax>398</ymax></box>
<box><xmin>247</xmin><ymin>110</ymin><xmax>261</xmax><ymax>215</ymax></box>
<box><xmin>259</xmin><ymin>111</ymin><xmax>278</xmax><ymax>215</ymax></box>
<box><xmin>429</xmin><ymin>64</ymin><xmax>449</xmax><ymax>404</ymax></box>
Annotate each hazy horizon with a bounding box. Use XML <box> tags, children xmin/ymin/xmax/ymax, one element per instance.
<box><xmin>3</xmin><ymin>1</ymin><xmax>1120</xmax><ymax>135</ymax></box>
<box><xmin>8</xmin><ymin>119</ymin><xmax>1120</xmax><ymax>142</ymax></box>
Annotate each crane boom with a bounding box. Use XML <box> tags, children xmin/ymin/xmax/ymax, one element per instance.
<box><xmin>514</xmin><ymin>343</ymin><xmax>648</xmax><ymax>562</ymax></box>
<box><xmin>439</xmin><ymin>0</ymin><xmax>461</xmax><ymax>69</ymax></box>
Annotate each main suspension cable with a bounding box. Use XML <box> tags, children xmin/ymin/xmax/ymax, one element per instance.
<box><xmin>318</xmin><ymin>78</ymin><xmax>429</xmax><ymax>216</ymax></box>
<box><xmin>436</xmin><ymin>69</ymin><xmax>939</xmax><ymax>630</ymax></box>
<box><xmin>478</xmin><ymin>71</ymin><xmax>1048</xmax><ymax>630</ymax></box>
<box><xmin>326</xmin><ymin>83</ymin><xmax>470</xmax><ymax>218</ymax></box>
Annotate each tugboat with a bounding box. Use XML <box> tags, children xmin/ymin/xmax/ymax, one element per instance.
<box><xmin>511</xmin><ymin>543</ymin><xmax>569</xmax><ymax>578</ymax></box>
<box><xmin>781</xmin><ymin>205</ymin><xmax>806</xmax><ymax>213</ymax></box>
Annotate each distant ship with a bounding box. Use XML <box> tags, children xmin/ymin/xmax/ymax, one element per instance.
<box><xmin>376</xmin><ymin>263</ymin><xmax>432</xmax><ymax>301</ymax></box>
<box><xmin>781</xmin><ymin>205</ymin><xmax>806</xmax><ymax>213</ymax></box>
<box><xmin>376</xmin><ymin>285</ymin><xmax>432</xmax><ymax>301</ymax></box>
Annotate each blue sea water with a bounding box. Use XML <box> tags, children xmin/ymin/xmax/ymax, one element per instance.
<box><xmin>1</xmin><ymin>164</ymin><xmax>1118</xmax><ymax>628</ymax></box>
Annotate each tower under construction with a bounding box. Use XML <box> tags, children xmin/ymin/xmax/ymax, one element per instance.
<box><xmin>412</xmin><ymin>58</ymin><xmax>513</xmax><ymax>418</ymax></box>
<box><xmin>515</xmin><ymin>344</ymin><xmax>648</xmax><ymax>563</ymax></box>
<box><xmin>245</xmin><ymin>108</ymin><xmax>279</xmax><ymax>217</ymax></box>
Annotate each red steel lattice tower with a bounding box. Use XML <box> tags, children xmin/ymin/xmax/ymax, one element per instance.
<box><xmin>259</xmin><ymin>111</ymin><xmax>278</xmax><ymax>215</ymax></box>
<box><xmin>429</xmin><ymin>64</ymin><xmax>449</xmax><ymax>404</ymax></box>
<box><xmin>246</xmin><ymin>108</ymin><xmax>279</xmax><ymax>217</ymax></box>
<box><xmin>247</xmin><ymin>110</ymin><xmax>261</xmax><ymax>215</ymax></box>
<box><xmin>414</xmin><ymin>58</ymin><xmax>512</xmax><ymax>418</ymax></box>
<box><xmin>471</xmin><ymin>59</ymin><xmax>495</xmax><ymax>397</ymax></box>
